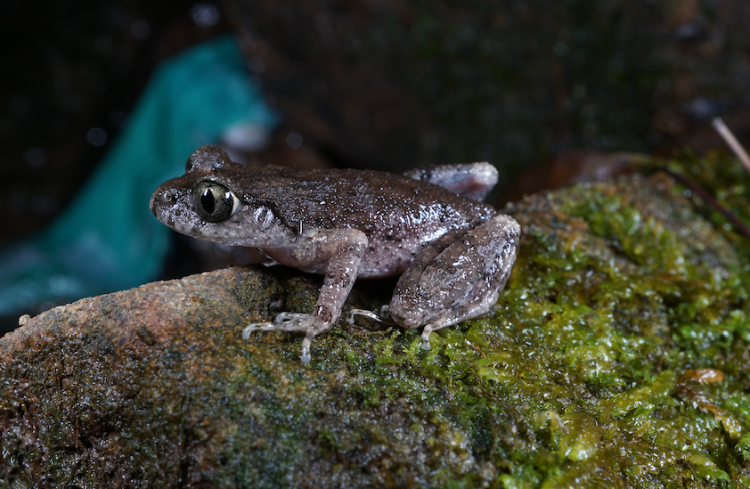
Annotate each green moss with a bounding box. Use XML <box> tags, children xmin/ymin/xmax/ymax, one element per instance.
<box><xmin>316</xmin><ymin>157</ymin><xmax>750</xmax><ymax>487</ymax></box>
<box><xmin>4</xmin><ymin>156</ymin><xmax>750</xmax><ymax>487</ymax></box>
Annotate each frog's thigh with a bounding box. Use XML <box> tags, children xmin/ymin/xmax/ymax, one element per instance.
<box><xmin>389</xmin><ymin>214</ymin><xmax>520</xmax><ymax>331</ymax></box>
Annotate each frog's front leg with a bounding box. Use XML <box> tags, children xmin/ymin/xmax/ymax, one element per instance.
<box><xmin>242</xmin><ymin>229</ymin><xmax>368</xmax><ymax>364</ymax></box>
<box><xmin>389</xmin><ymin>214</ymin><xmax>520</xmax><ymax>349</ymax></box>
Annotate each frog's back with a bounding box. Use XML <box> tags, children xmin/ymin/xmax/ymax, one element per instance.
<box><xmin>235</xmin><ymin>165</ymin><xmax>494</xmax><ymax>232</ymax></box>
<box><xmin>234</xmin><ymin>166</ymin><xmax>496</xmax><ymax>277</ymax></box>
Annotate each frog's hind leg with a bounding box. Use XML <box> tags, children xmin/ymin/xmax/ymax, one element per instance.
<box><xmin>389</xmin><ymin>214</ymin><xmax>520</xmax><ymax>349</ymax></box>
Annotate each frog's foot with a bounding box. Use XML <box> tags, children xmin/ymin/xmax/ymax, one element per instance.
<box><xmin>345</xmin><ymin>305</ymin><xmax>392</xmax><ymax>325</ymax></box>
<box><xmin>242</xmin><ymin>313</ymin><xmax>332</xmax><ymax>364</ymax></box>
<box><xmin>242</xmin><ymin>313</ymin><xmax>312</xmax><ymax>337</ymax></box>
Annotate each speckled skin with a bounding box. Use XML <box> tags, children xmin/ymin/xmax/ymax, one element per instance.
<box><xmin>150</xmin><ymin>145</ymin><xmax>520</xmax><ymax>363</ymax></box>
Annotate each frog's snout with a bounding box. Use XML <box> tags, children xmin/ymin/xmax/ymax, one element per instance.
<box><xmin>149</xmin><ymin>186</ymin><xmax>179</xmax><ymax>218</ymax></box>
<box><xmin>149</xmin><ymin>189</ymin><xmax>163</xmax><ymax>218</ymax></box>
<box><xmin>148</xmin><ymin>193</ymin><xmax>157</xmax><ymax>217</ymax></box>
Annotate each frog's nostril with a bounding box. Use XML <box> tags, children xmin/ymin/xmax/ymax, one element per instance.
<box><xmin>161</xmin><ymin>189</ymin><xmax>179</xmax><ymax>204</ymax></box>
<box><xmin>150</xmin><ymin>188</ymin><xmax>176</xmax><ymax>216</ymax></box>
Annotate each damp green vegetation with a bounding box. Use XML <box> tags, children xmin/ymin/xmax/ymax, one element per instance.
<box><xmin>3</xmin><ymin>155</ymin><xmax>750</xmax><ymax>487</ymax></box>
<box><xmin>282</xmin><ymin>155</ymin><xmax>750</xmax><ymax>487</ymax></box>
<box><xmin>221</xmin><ymin>155</ymin><xmax>750</xmax><ymax>486</ymax></box>
<box><xmin>663</xmin><ymin>151</ymin><xmax>750</xmax><ymax>264</ymax></box>
<box><xmin>456</xmin><ymin>154</ymin><xmax>750</xmax><ymax>487</ymax></box>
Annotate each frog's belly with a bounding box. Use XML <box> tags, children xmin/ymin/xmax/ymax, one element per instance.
<box><xmin>289</xmin><ymin>239</ymin><xmax>421</xmax><ymax>278</ymax></box>
<box><xmin>356</xmin><ymin>238</ymin><xmax>426</xmax><ymax>278</ymax></box>
<box><xmin>357</xmin><ymin>248</ymin><xmax>415</xmax><ymax>278</ymax></box>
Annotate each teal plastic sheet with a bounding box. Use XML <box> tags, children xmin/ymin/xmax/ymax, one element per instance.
<box><xmin>0</xmin><ymin>34</ymin><xmax>278</xmax><ymax>316</ymax></box>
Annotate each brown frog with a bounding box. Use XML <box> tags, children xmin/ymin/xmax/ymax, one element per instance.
<box><xmin>150</xmin><ymin>145</ymin><xmax>520</xmax><ymax>363</ymax></box>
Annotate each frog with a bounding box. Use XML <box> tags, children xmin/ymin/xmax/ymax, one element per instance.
<box><xmin>150</xmin><ymin>145</ymin><xmax>520</xmax><ymax>364</ymax></box>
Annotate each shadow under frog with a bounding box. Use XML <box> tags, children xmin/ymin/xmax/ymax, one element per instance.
<box><xmin>150</xmin><ymin>145</ymin><xmax>520</xmax><ymax>364</ymax></box>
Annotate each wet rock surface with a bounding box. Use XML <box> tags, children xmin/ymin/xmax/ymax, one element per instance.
<box><xmin>3</xmin><ymin>170</ymin><xmax>750</xmax><ymax>487</ymax></box>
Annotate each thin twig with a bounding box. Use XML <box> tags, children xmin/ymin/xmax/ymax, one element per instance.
<box><xmin>665</xmin><ymin>169</ymin><xmax>750</xmax><ymax>239</ymax></box>
<box><xmin>712</xmin><ymin>117</ymin><xmax>750</xmax><ymax>172</ymax></box>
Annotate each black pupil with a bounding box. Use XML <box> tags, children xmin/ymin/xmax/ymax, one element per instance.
<box><xmin>195</xmin><ymin>181</ymin><xmax>235</xmax><ymax>223</ymax></box>
<box><xmin>201</xmin><ymin>188</ymin><xmax>215</xmax><ymax>215</ymax></box>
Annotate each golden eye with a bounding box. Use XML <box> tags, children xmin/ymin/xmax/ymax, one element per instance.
<box><xmin>194</xmin><ymin>181</ymin><xmax>239</xmax><ymax>223</ymax></box>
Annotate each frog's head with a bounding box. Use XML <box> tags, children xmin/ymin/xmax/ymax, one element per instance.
<box><xmin>150</xmin><ymin>145</ymin><xmax>296</xmax><ymax>247</ymax></box>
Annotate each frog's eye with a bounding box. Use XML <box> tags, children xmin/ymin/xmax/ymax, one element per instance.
<box><xmin>194</xmin><ymin>181</ymin><xmax>240</xmax><ymax>223</ymax></box>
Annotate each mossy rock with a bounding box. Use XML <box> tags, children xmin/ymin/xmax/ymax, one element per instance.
<box><xmin>2</xmin><ymin>159</ymin><xmax>750</xmax><ymax>487</ymax></box>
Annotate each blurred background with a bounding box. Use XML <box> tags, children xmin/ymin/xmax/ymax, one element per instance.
<box><xmin>2</xmin><ymin>0</ymin><xmax>750</xmax><ymax>331</ymax></box>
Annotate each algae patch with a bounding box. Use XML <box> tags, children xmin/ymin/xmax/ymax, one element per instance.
<box><xmin>454</xmin><ymin>164</ymin><xmax>750</xmax><ymax>487</ymax></box>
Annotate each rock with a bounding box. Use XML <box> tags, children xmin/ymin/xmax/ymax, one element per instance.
<box><xmin>0</xmin><ymin>267</ymin><xmax>495</xmax><ymax>487</ymax></box>
<box><xmin>2</xmin><ymin>172</ymin><xmax>750</xmax><ymax>487</ymax></box>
